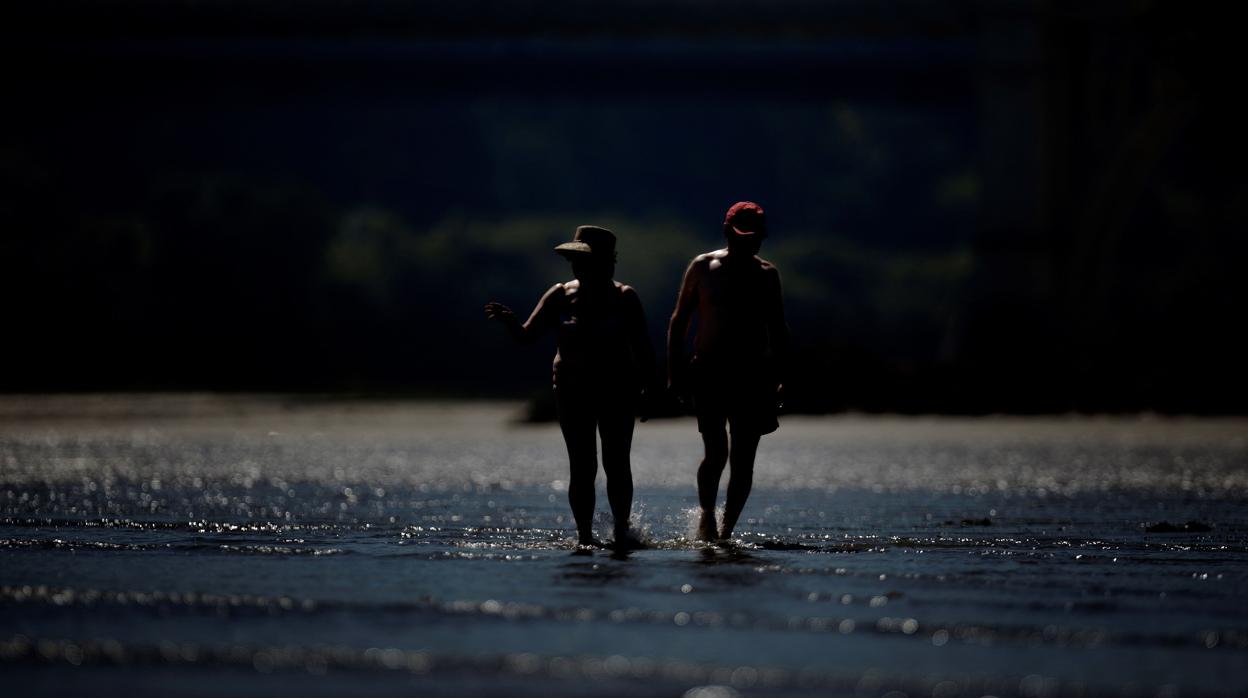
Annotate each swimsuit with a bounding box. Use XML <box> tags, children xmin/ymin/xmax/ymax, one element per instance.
<box><xmin>690</xmin><ymin>354</ymin><xmax>779</xmax><ymax>436</ymax></box>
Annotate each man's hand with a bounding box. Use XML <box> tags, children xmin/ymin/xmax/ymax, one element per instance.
<box><xmin>667</xmin><ymin>374</ymin><xmax>691</xmax><ymax>410</ymax></box>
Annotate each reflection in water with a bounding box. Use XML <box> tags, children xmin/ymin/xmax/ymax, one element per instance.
<box><xmin>557</xmin><ymin>559</ymin><xmax>635</xmax><ymax>587</ymax></box>
<box><xmin>695</xmin><ymin>544</ymin><xmax>759</xmax><ymax>567</ymax></box>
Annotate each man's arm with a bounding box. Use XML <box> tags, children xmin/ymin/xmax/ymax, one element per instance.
<box><xmin>666</xmin><ymin>259</ymin><xmax>700</xmax><ymax>391</ymax></box>
<box><xmin>484</xmin><ymin>284</ymin><xmax>563</xmax><ymax>345</ymax></box>
<box><xmin>765</xmin><ymin>266</ymin><xmax>792</xmax><ymax>389</ymax></box>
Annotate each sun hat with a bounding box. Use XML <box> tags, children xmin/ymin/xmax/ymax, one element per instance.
<box><xmin>554</xmin><ymin>225</ymin><xmax>616</xmax><ymax>258</ymax></box>
<box><xmin>723</xmin><ymin>201</ymin><xmax>766</xmax><ymax>236</ymax></box>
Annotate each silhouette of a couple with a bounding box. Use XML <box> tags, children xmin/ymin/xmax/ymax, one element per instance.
<box><xmin>485</xmin><ymin>202</ymin><xmax>791</xmax><ymax>549</ymax></box>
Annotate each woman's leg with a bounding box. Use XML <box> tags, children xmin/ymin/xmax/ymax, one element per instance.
<box><xmin>557</xmin><ymin>390</ymin><xmax>599</xmax><ymax>545</ymax></box>
<box><xmin>598</xmin><ymin>403</ymin><xmax>636</xmax><ymax>540</ymax></box>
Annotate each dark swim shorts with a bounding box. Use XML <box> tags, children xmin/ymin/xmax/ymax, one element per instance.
<box><xmin>690</xmin><ymin>358</ymin><xmax>779</xmax><ymax>436</ymax></box>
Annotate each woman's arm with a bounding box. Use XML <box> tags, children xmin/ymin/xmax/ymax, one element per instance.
<box><xmin>484</xmin><ymin>284</ymin><xmax>564</xmax><ymax>345</ymax></box>
<box><xmin>622</xmin><ymin>285</ymin><xmax>657</xmax><ymax>387</ymax></box>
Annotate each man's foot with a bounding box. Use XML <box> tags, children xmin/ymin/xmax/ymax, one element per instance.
<box><xmin>576</xmin><ymin>532</ymin><xmax>605</xmax><ymax>549</ymax></box>
<box><xmin>717</xmin><ymin>526</ymin><xmax>734</xmax><ymax>542</ymax></box>
<box><xmin>697</xmin><ymin>511</ymin><xmax>718</xmax><ymax>542</ymax></box>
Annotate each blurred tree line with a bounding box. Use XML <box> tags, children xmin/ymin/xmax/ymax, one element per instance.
<box><xmin>1</xmin><ymin>1</ymin><xmax>1243</xmax><ymax>413</ymax></box>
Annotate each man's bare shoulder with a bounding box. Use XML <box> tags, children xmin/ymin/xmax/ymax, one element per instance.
<box><xmin>691</xmin><ymin>249</ymin><xmax>728</xmax><ymax>263</ymax></box>
<box><xmin>756</xmin><ymin>256</ymin><xmax>781</xmax><ymax>275</ymax></box>
<box><xmin>689</xmin><ymin>249</ymin><xmax>728</xmax><ymax>272</ymax></box>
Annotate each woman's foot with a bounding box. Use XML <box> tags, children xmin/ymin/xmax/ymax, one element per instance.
<box><xmin>697</xmin><ymin>510</ymin><xmax>718</xmax><ymax>542</ymax></box>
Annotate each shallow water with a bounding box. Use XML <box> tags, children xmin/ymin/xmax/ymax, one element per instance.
<box><xmin>2</xmin><ymin>396</ymin><xmax>1246</xmax><ymax>697</ymax></box>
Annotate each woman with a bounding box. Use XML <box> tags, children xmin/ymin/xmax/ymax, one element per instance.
<box><xmin>484</xmin><ymin>225</ymin><xmax>655</xmax><ymax>549</ymax></box>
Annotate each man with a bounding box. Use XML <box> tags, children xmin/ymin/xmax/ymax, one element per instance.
<box><xmin>668</xmin><ymin>201</ymin><xmax>791</xmax><ymax>542</ymax></box>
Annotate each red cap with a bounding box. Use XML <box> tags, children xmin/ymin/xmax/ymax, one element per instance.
<box><xmin>724</xmin><ymin>201</ymin><xmax>766</xmax><ymax>235</ymax></box>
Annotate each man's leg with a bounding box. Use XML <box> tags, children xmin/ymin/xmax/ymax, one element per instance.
<box><xmin>598</xmin><ymin>406</ymin><xmax>636</xmax><ymax>542</ymax></box>
<box><xmin>696</xmin><ymin>427</ymin><xmax>729</xmax><ymax>541</ymax></box>
<box><xmin>557</xmin><ymin>393</ymin><xmax>599</xmax><ymax>545</ymax></box>
<box><xmin>719</xmin><ymin>430</ymin><xmax>761</xmax><ymax>539</ymax></box>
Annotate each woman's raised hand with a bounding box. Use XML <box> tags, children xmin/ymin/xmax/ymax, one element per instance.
<box><xmin>484</xmin><ymin>302</ymin><xmax>516</xmax><ymax>323</ymax></box>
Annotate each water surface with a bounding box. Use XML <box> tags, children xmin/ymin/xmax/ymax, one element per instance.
<box><xmin>2</xmin><ymin>396</ymin><xmax>1246</xmax><ymax>696</ymax></box>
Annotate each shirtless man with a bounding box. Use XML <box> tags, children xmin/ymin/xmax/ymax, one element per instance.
<box><xmin>485</xmin><ymin>226</ymin><xmax>655</xmax><ymax>549</ymax></box>
<box><xmin>667</xmin><ymin>202</ymin><xmax>791</xmax><ymax>541</ymax></box>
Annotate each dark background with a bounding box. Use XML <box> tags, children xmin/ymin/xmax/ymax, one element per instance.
<box><xmin>2</xmin><ymin>1</ymin><xmax>1244</xmax><ymax>413</ymax></box>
